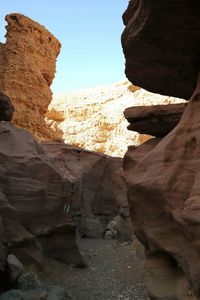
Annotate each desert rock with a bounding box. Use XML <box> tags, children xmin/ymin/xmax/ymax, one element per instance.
<box><xmin>42</xmin><ymin>142</ymin><xmax>121</xmax><ymax>228</ymax></box>
<box><xmin>47</xmin><ymin>80</ymin><xmax>183</xmax><ymax>157</ymax></box>
<box><xmin>122</xmin><ymin>1</ymin><xmax>200</xmax><ymax>298</ymax></box>
<box><xmin>124</xmin><ymin>85</ymin><xmax>200</xmax><ymax>298</ymax></box>
<box><xmin>0</xmin><ymin>122</ymin><xmax>85</xmax><ymax>287</ymax></box>
<box><xmin>121</xmin><ymin>0</ymin><xmax>200</xmax><ymax>99</ymax></box>
<box><xmin>0</xmin><ymin>13</ymin><xmax>61</xmax><ymax>140</ymax></box>
<box><xmin>124</xmin><ymin>103</ymin><xmax>186</xmax><ymax>137</ymax></box>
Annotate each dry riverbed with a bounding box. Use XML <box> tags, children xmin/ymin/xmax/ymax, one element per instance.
<box><xmin>42</xmin><ymin>237</ymin><xmax>149</xmax><ymax>300</ymax></box>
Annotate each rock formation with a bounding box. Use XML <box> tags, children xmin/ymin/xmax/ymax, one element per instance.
<box><xmin>0</xmin><ymin>13</ymin><xmax>61</xmax><ymax>140</ymax></box>
<box><xmin>42</xmin><ymin>142</ymin><xmax>122</xmax><ymax>237</ymax></box>
<box><xmin>122</xmin><ymin>1</ymin><xmax>200</xmax><ymax>299</ymax></box>
<box><xmin>121</xmin><ymin>0</ymin><xmax>200</xmax><ymax>99</ymax></box>
<box><xmin>0</xmin><ymin>122</ymin><xmax>85</xmax><ymax>283</ymax></box>
<box><xmin>0</xmin><ymin>120</ymin><xmax>124</xmax><ymax>290</ymax></box>
<box><xmin>125</xmin><ymin>103</ymin><xmax>186</xmax><ymax>137</ymax></box>
<box><xmin>46</xmin><ymin>80</ymin><xmax>183</xmax><ymax>157</ymax></box>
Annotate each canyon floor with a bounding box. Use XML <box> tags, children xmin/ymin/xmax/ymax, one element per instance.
<box><xmin>41</xmin><ymin>237</ymin><xmax>149</xmax><ymax>300</ymax></box>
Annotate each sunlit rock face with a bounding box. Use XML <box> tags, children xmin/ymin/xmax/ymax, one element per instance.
<box><xmin>122</xmin><ymin>1</ymin><xmax>200</xmax><ymax>299</ymax></box>
<box><xmin>0</xmin><ymin>13</ymin><xmax>61</xmax><ymax>140</ymax></box>
<box><xmin>122</xmin><ymin>0</ymin><xmax>200</xmax><ymax>99</ymax></box>
<box><xmin>46</xmin><ymin>80</ymin><xmax>183</xmax><ymax>157</ymax></box>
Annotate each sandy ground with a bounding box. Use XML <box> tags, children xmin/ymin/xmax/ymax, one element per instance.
<box><xmin>42</xmin><ymin>238</ymin><xmax>149</xmax><ymax>300</ymax></box>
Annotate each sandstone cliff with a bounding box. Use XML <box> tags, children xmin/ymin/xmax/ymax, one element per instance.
<box><xmin>0</xmin><ymin>13</ymin><xmax>61</xmax><ymax>140</ymax></box>
<box><xmin>46</xmin><ymin>80</ymin><xmax>183</xmax><ymax>157</ymax></box>
<box><xmin>122</xmin><ymin>1</ymin><xmax>200</xmax><ymax>299</ymax></box>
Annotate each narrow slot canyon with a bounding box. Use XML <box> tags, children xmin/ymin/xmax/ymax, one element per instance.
<box><xmin>0</xmin><ymin>1</ymin><xmax>200</xmax><ymax>300</ymax></box>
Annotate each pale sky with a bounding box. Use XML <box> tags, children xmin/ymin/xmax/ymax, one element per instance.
<box><xmin>0</xmin><ymin>1</ymin><xmax>128</xmax><ymax>93</ymax></box>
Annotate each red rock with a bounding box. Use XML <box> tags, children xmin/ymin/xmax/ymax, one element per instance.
<box><xmin>123</xmin><ymin>76</ymin><xmax>200</xmax><ymax>298</ymax></box>
<box><xmin>124</xmin><ymin>103</ymin><xmax>185</xmax><ymax>137</ymax></box>
<box><xmin>0</xmin><ymin>13</ymin><xmax>61</xmax><ymax>140</ymax></box>
<box><xmin>42</xmin><ymin>142</ymin><xmax>121</xmax><ymax>220</ymax></box>
<box><xmin>121</xmin><ymin>0</ymin><xmax>200</xmax><ymax>99</ymax></box>
<box><xmin>0</xmin><ymin>122</ymin><xmax>85</xmax><ymax>284</ymax></box>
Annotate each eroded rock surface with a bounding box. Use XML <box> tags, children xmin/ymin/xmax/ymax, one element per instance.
<box><xmin>125</xmin><ymin>103</ymin><xmax>186</xmax><ymax>137</ymax></box>
<box><xmin>47</xmin><ymin>80</ymin><xmax>183</xmax><ymax>157</ymax></box>
<box><xmin>0</xmin><ymin>121</ymin><xmax>125</xmax><ymax>290</ymax></box>
<box><xmin>122</xmin><ymin>0</ymin><xmax>200</xmax><ymax>99</ymax></box>
<box><xmin>42</xmin><ymin>142</ymin><xmax>122</xmax><ymax>237</ymax></box>
<box><xmin>0</xmin><ymin>122</ymin><xmax>85</xmax><ymax>290</ymax></box>
<box><xmin>0</xmin><ymin>13</ymin><xmax>61</xmax><ymax>140</ymax></box>
<box><xmin>124</xmin><ymin>84</ymin><xmax>200</xmax><ymax>298</ymax></box>
<box><xmin>122</xmin><ymin>2</ymin><xmax>200</xmax><ymax>298</ymax></box>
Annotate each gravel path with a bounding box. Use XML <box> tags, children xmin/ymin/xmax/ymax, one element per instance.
<box><xmin>43</xmin><ymin>238</ymin><xmax>149</xmax><ymax>300</ymax></box>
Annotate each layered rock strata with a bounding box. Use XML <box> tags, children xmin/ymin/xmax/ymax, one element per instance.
<box><xmin>47</xmin><ymin>80</ymin><xmax>183</xmax><ymax>157</ymax></box>
<box><xmin>0</xmin><ymin>13</ymin><xmax>61</xmax><ymax>140</ymax></box>
<box><xmin>122</xmin><ymin>0</ymin><xmax>200</xmax><ymax>99</ymax></box>
<box><xmin>124</xmin><ymin>103</ymin><xmax>186</xmax><ymax>137</ymax></box>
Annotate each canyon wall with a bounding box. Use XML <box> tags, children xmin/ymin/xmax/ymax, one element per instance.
<box><xmin>0</xmin><ymin>13</ymin><xmax>61</xmax><ymax>140</ymax></box>
<box><xmin>0</xmin><ymin>13</ymin><xmax>125</xmax><ymax>292</ymax></box>
<box><xmin>122</xmin><ymin>1</ymin><xmax>200</xmax><ymax>299</ymax></box>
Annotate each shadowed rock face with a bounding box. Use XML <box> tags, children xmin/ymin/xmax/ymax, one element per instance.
<box><xmin>0</xmin><ymin>13</ymin><xmax>61</xmax><ymax>140</ymax></box>
<box><xmin>0</xmin><ymin>91</ymin><xmax>14</xmax><ymax>121</ymax></box>
<box><xmin>122</xmin><ymin>0</ymin><xmax>200</xmax><ymax>99</ymax></box>
<box><xmin>122</xmin><ymin>1</ymin><xmax>200</xmax><ymax>298</ymax></box>
<box><xmin>0</xmin><ymin>122</ymin><xmax>123</xmax><ymax>289</ymax></box>
<box><xmin>0</xmin><ymin>122</ymin><xmax>86</xmax><ymax>288</ymax></box>
<box><xmin>124</xmin><ymin>79</ymin><xmax>200</xmax><ymax>299</ymax></box>
<box><xmin>42</xmin><ymin>142</ymin><xmax>121</xmax><ymax>220</ymax></box>
<box><xmin>124</xmin><ymin>103</ymin><xmax>186</xmax><ymax>137</ymax></box>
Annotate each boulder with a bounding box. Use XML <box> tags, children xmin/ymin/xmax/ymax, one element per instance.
<box><xmin>6</xmin><ymin>255</ymin><xmax>23</xmax><ymax>287</ymax></box>
<box><xmin>77</xmin><ymin>218</ymin><xmax>103</xmax><ymax>239</ymax></box>
<box><xmin>121</xmin><ymin>0</ymin><xmax>200</xmax><ymax>99</ymax></box>
<box><xmin>38</xmin><ymin>223</ymin><xmax>86</xmax><ymax>268</ymax></box>
<box><xmin>124</xmin><ymin>103</ymin><xmax>186</xmax><ymax>137</ymax></box>
<box><xmin>0</xmin><ymin>272</ymin><xmax>71</xmax><ymax>300</ymax></box>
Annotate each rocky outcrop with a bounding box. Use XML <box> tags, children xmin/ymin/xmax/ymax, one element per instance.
<box><xmin>46</xmin><ymin>80</ymin><xmax>183</xmax><ymax>157</ymax></box>
<box><xmin>0</xmin><ymin>120</ymin><xmax>125</xmax><ymax>290</ymax></box>
<box><xmin>0</xmin><ymin>122</ymin><xmax>85</xmax><ymax>290</ymax></box>
<box><xmin>125</xmin><ymin>103</ymin><xmax>186</xmax><ymax>137</ymax></box>
<box><xmin>0</xmin><ymin>271</ymin><xmax>71</xmax><ymax>299</ymax></box>
<box><xmin>42</xmin><ymin>142</ymin><xmax>122</xmax><ymax>237</ymax></box>
<box><xmin>124</xmin><ymin>83</ymin><xmax>200</xmax><ymax>298</ymax></box>
<box><xmin>0</xmin><ymin>13</ymin><xmax>61</xmax><ymax>140</ymax></box>
<box><xmin>122</xmin><ymin>2</ymin><xmax>200</xmax><ymax>298</ymax></box>
<box><xmin>0</xmin><ymin>91</ymin><xmax>14</xmax><ymax>121</ymax></box>
<box><xmin>121</xmin><ymin>0</ymin><xmax>200</xmax><ymax>99</ymax></box>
